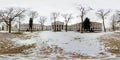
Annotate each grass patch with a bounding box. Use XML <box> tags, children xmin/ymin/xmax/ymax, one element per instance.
<box><xmin>0</xmin><ymin>44</ymin><xmax>35</xmax><ymax>54</ymax></box>
<box><xmin>0</xmin><ymin>38</ymin><xmax>35</xmax><ymax>54</ymax></box>
<box><xmin>0</xmin><ymin>39</ymin><xmax>15</xmax><ymax>49</ymax></box>
<box><xmin>69</xmin><ymin>53</ymin><xmax>95</xmax><ymax>59</ymax></box>
<box><xmin>12</xmin><ymin>32</ymin><xmax>23</xmax><ymax>34</ymax></box>
<box><xmin>11</xmin><ymin>32</ymin><xmax>32</xmax><ymax>40</ymax></box>
<box><xmin>100</xmin><ymin>33</ymin><xmax>120</xmax><ymax>54</ymax></box>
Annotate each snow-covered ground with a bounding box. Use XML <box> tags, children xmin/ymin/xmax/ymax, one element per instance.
<box><xmin>38</xmin><ymin>31</ymin><xmax>105</xmax><ymax>56</ymax></box>
<box><xmin>0</xmin><ymin>31</ymin><xmax>116</xmax><ymax>60</ymax></box>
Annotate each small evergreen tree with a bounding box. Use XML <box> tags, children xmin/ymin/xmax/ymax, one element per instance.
<box><xmin>29</xmin><ymin>18</ymin><xmax>33</xmax><ymax>32</ymax></box>
<box><xmin>83</xmin><ymin>17</ymin><xmax>90</xmax><ymax>32</ymax></box>
<box><xmin>28</xmin><ymin>11</ymin><xmax>38</xmax><ymax>32</ymax></box>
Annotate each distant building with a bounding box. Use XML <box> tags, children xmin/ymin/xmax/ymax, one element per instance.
<box><xmin>45</xmin><ymin>25</ymin><xmax>52</xmax><ymax>31</ymax></box>
<box><xmin>51</xmin><ymin>21</ymin><xmax>64</xmax><ymax>31</ymax></box>
<box><xmin>90</xmin><ymin>22</ymin><xmax>102</xmax><ymax>31</ymax></box>
<box><xmin>71</xmin><ymin>23</ymin><xmax>82</xmax><ymax>31</ymax></box>
<box><xmin>51</xmin><ymin>21</ymin><xmax>102</xmax><ymax>32</ymax></box>
<box><xmin>0</xmin><ymin>20</ymin><xmax>102</xmax><ymax>32</ymax></box>
<box><xmin>20</xmin><ymin>24</ymin><xmax>47</xmax><ymax>31</ymax></box>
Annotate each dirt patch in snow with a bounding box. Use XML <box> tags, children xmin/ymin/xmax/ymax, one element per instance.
<box><xmin>0</xmin><ymin>44</ymin><xmax>35</xmax><ymax>54</ymax></box>
<box><xmin>0</xmin><ymin>32</ymin><xmax>35</xmax><ymax>54</ymax></box>
<box><xmin>100</xmin><ymin>33</ymin><xmax>120</xmax><ymax>54</ymax></box>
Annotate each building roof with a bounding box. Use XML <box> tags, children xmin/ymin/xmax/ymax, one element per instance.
<box><xmin>51</xmin><ymin>21</ymin><xmax>64</xmax><ymax>25</ymax></box>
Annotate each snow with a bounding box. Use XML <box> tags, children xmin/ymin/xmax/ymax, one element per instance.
<box><xmin>14</xmin><ymin>31</ymin><xmax>107</xmax><ymax>55</ymax></box>
<box><xmin>0</xmin><ymin>31</ymin><xmax>9</xmax><ymax>33</ymax></box>
<box><xmin>0</xmin><ymin>31</ymin><xmax>114</xmax><ymax>60</ymax></box>
<box><xmin>12</xmin><ymin>38</ymin><xmax>37</xmax><ymax>45</ymax></box>
<box><xmin>38</xmin><ymin>31</ymin><xmax>107</xmax><ymax>56</ymax></box>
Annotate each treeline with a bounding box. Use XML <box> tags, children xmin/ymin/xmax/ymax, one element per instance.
<box><xmin>0</xmin><ymin>5</ymin><xmax>120</xmax><ymax>33</ymax></box>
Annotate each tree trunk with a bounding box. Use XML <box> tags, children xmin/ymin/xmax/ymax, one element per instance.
<box><xmin>6</xmin><ymin>25</ymin><xmax>8</xmax><ymax>31</ymax></box>
<box><xmin>18</xmin><ymin>17</ymin><xmax>20</xmax><ymax>32</ymax></box>
<box><xmin>112</xmin><ymin>19</ymin><xmax>115</xmax><ymax>31</ymax></box>
<box><xmin>55</xmin><ymin>22</ymin><xmax>56</xmax><ymax>32</ymax></box>
<box><xmin>9</xmin><ymin>21</ymin><xmax>11</xmax><ymax>33</ymax></box>
<box><xmin>42</xmin><ymin>25</ymin><xmax>43</xmax><ymax>31</ymax></box>
<box><xmin>81</xmin><ymin>16</ymin><xmax>84</xmax><ymax>33</ymax></box>
<box><xmin>29</xmin><ymin>18</ymin><xmax>33</xmax><ymax>33</ymax></box>
<box><xmin>103</xmin><ymin>18</ymin><xmax>106</xmax><ymax>32</ymax></box>
<box><xmin>31</xmin><ymin>26</ymin><xmax>32</xmax><ymax>32</ymax></box>
<box><xmin>112</xmin><ymin>24</ymin><xmax>115</xmax><ymax>31</ymax></box>
<box><xmin>66</xmin><ymin>24</ymin><xmax>67</xmax><ymax>32</ymax></box>
<box><xmin>54</xmin><ymin>19</ymin><xmax>56</xmax><ymax>32</ymax></box>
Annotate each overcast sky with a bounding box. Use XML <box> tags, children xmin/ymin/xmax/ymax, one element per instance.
<box><xmin>0</xmin><ymin>0</ymin><xmax>120</xmax><ymax>27</ymax></box>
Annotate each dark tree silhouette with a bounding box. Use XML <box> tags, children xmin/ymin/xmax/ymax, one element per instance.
<box><xmin>0</xmin><ymin>7</ymin><xmax>26</xmax><ymax>33</ymax></box>
<box><xmin>96</xmin><ymin>9</ymin><xmax>110</xmax><ymax>32</ymax></box>
<box><xmin>29</xmin><ymin>18</ymin><xmax>33</xmax><ymax>32</ymax></box>
<box><xmin>62</xmin><ymin>14</ymin><xmax>72</xmax><ymax>32</ymax></box>
<box><xmin>83</xmin><ymin>17</ymin><xmax>90</xmax><ymax>32</ymax></box>
<box><xmin>28</xmin><ymin>11</ymin><xmax>38</xmax><ymax>32</ymax></box>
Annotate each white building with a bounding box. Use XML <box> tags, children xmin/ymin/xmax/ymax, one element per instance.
<box><xmin>0</xmin><ymin>21</ymin><xmax>102</xmax><ymax>32</ymax></box>
<box><xmin>51</xmin><ymin>21</ymin><xmax>64</xmax><ymax>31</ymax></box>
<box><xmin>20</xmin><ymin>24</ymin><xmax>47</xmax><ymax>31</ymax></box>
<box><xmin>0</xmin><ymin>21</ymin><xmax>18</xmax><ymax>31</ymax></box>
<box><xmin>51</xmin><ymin>21</ymin><xmax>102</xmax><ymax>32</ymax></box>
<box><xmin>90</xmin><ymin>22</ymin><xmax>102</xmax><ymax>31</ymax></box>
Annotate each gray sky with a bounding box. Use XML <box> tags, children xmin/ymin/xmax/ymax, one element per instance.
<box><xmin>0</xmin><ymin>0</ymin><xmax>120</xmax><ymax>27</ymax></box>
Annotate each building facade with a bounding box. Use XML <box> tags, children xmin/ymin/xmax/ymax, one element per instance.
<box><xmin>20</xmin><ymin>24</ymin><xmax>47</xmax><ymax>31</ymax></box>
<box><xmin>0</xmin><ymin>22</ymin><xmax>18</xmax><ymax>31</ymax></box>
<box><xmin>51</xmin><ymin>21</ymin><xmax>64</xmax><ymax>31</ymax></box>
<box><xmin>90</xmin><ymin>22</ymin><xmax>102</xmax><ymax>31</ymax></box>
<box><xmin>0</xmin><ymin>21</ymin><xmax>102</xmax><ymax>32</ymax></box>
<box><xmin>51</xmin><ymin>21</ymin><xmax>102</xmax><ymax>32</ymax></box>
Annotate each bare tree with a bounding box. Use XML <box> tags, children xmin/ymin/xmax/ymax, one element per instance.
<box><xmin>28</xmin><ymin>11</ymin><xmax>38</xmax><ymax>19</ymax></box>
<box><xmin>0</xmin><ymin>7</ymin><xmax>26</xmax><ymax>33</ymax></box>
<box><xmin>110</xmin><ymin>11</ymin><xmax>120</xmax><ymax>31</ymax></box>
<box><xmin>39</xmin><ymin>16</ymin><xmax>47</xmax><ymax>31</ymax></box>
<box><xmin>116</xmin><ymin>10</ymin><xmax>120</xmax><ymax>23</ymax></box>
<box><xmin>62</xmin><ymin>14</ymin><xmax>72</xmax><ymax>32</ymax></box>
<box><xmin>28</xmin><ymin>11</ymin><xmax>38</xmax><ymax>32</ymax></box>
<box><xmin>51</xmin><ymin>12</ymin><xmax>59</xmax><ymax>32</ymax></box>
<box><xmin>110</xmin><ymin>14</ymin><xmax>116</xmax><ymax>31</ymax></box>
<box><xmin>96</xmin><ymin>9</ymin><xmax>110</xmax><ymax>32</ymax></box>
<box><xmin>18</xmin><ymin>15</ymin><xmax>25</xmax><ymax>32</ymax></box>
<box><xmin>77</xmin><ymin>5</ymin><xmax>92</xmax><ymax>33</ymax></box>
